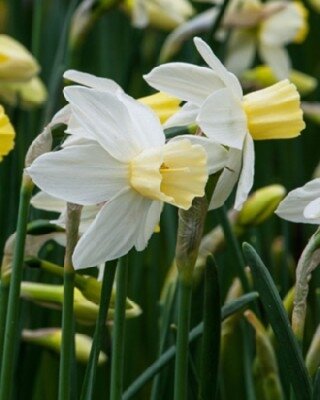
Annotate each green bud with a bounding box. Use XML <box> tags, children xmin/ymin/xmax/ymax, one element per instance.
<box><xmin>22</xmin><ymin>328</ymin><xmax>107</xmax><ymax>364</ymax></box>
<box><xmin>242</xmin><ymin>65</ymin><xmax>317</xmax><ymax>97</ymax></box>
<box><xmin>237</xmin><ymin>185</ymin><xmax>286</xmax><ymax>227</ymax></box>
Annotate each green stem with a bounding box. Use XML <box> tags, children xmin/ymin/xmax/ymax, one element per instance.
<box><xmin>174</xmin><ymin>278</ymin><xmax>193</xmax><ymax>400</ymax></box>
<box><xmin>199</xmin><ymin>256</ymin><xmax>221</xmax><ymax>400</ymax></box>
<box><xmin>58</xmin><ymin>203</ymin><xmax>81</xmax><ymax>400</ymax></box>
<box><xmin>0</xmin><ymin>281</ymin><xmax>9</xmax><ymax>356</ymax></box>
<box><xmin>110</xmin><ymin>256</ymin><xmax>128</xmax><ymax>400</ymax></box>
<box><xmin>217</xmin><ymin>206</ymin><xmax>250</xmax><ymax>292</ymax></box>
<box><xmin>0</xmin><ymin>175</ymin><xmax>33</xmax><ymax>399</ymax></box>
<box><xmin>80</xmin><ymin>260</ymin><xmax>117</xmax><ymax>400</ymax></box>
<box><xmin>123</xmin><ymin>292</ymin><xmax>258</xmax><ymax>400</ymax></box>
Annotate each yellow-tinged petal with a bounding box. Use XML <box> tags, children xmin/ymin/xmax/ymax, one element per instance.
<box><xmin>0</xmin><ymin>105</ymin><xmax>15</xmax><ymax>161</ymax></box>
<box><xmin>139</xmin><ymin>92</ymin><xmax>180</xmax><ymax>124</ymax></box>
<box><xmin>293</xmin><ymin>2</ymin><xmax>309</xmax><ymax>43</ymax></box>
<box><xmin>242</xmin><ymin>65</ymin><xmax>317</xmax><ymax>97</ymax></box>
<box><xmin>130</xmin><ymin>139</ymin><xmax>208</xmax><ymax>209</ymax></box>
<box><xmin>0</xmin><ymin>35</ymin><xmax>40</xmax><ymax>82</ymax></box>
<box><xmin>242</xmin><ymin>79</ymin><xmax>305</xmax><ymax>140</ymax></box>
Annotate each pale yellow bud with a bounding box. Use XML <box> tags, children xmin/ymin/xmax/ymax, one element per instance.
<box><xmin>0</xmin><ymin>76</ymin><xmax>47</xmax><ymax>109</ymax></box>
<box><xmin>0</xmin><ymin>35</ymin><xmax>40</xmax><ymax>82</ymax></box>
<box><xmin>237</xmin><ymin>184</ymin><xmax>286</xmax><ymax>226</ymax></box>
<box><xmin>242</xmin><ymin>65</ymin><xmax>317</xmax><ymax>97</ymax></box>
<box><xmin>22</xmin><ymin>328</ymin><xmax>107</xmax><ymax>364</ymax></box>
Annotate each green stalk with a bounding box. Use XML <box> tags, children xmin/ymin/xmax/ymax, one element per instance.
<box><xmin>0</xmin><ymin>175</ymin><xmax>33</xmax><ymax>399</ymax></box>
<box><xmin>174</xmin><ymin>277</ymin><xmax>193</xmax><ymax>400</ymax></box>
<box><xmin>174</xmin><ymin>196</ymin><xmax>209</xmax><ymax>400</ymax></box>
<box><xmin>80</xmin><ymin>260</ymin><xmax>117</xmax><ymax>400</ymax></box>
<box><xmin>199</xmin><ymin>256</ymin><xmax>221</xmax><ymax>400</ymax></box>
<box><xmin>217</xmin><ymin>206</ymin><xmax>250</xmax><ymax>292</ymax></box>
<box><xmin>58</xmin><ymin>203</ymin><xmax>81</xmax><ymax>400</ymax></box>
<box><xmin>110</xmin><ymin>256</ymin><xmax>128</xmax><ymax>400</ymax></box>
<box><xmin>0</xmin><ymin>280</ymin><xmax>9</xmax><ymax>356</ymax></box>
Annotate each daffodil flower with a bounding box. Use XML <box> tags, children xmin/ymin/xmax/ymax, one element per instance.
<box><xmin>144</xmin><ymin>37</ymin><xmax>305</xmax><ymax>209</ymax></box>
<box><xmin>122</xmin><ymin>0</ymin><xmax>193</xmax><ymax>30</ymax></box>
<box><xmin>0</xmin><ymin>35</ymin><xmax>40</xmax><ymax>82</ymax></box>
<box><xmin>0</xmin><ymin>105</ymin><xmax>15</xmax><ymax>161</ymax></box>
<box><xmin>224</xmin><ymin>0</ymin><xmax>308</xmax><ymax>79</ymax></box>
<box><xmin>276</xmin><ymin>179</ymin><xmax>320</xmax><ymax>224</ymax></box>
<box><xmin>27</xmin><ymin>85</ymin><xmax>227</xmax><ymax>269</ymax></box>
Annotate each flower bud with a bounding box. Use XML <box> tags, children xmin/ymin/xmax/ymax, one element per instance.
<box><xmin>242</xmin><ymin>65</ymin><xmax>317</xmax><ymax>97</ymax></box>
<box><xmin>0</xmin><ymin>76</ymin><xmax>47</xmax><ymax>109</ymax></box>
<box><xmin>20</xmin><ymin>282</ymin><xmax>142</xmax><ymax>324</ymax></box>
<box><xmin>0</xmin><ymin>35</ymin><xmax>40</xmax><ymax>82</ymax></box>
<box><xmin>237</xmin><ymin>185</ymin><xmax>286</xmax><ymax>227</ymax></box>
<box><xmin>22</xmin><ymin>328</ymin><xmax>107</xmax><ymax>364</ymax></box>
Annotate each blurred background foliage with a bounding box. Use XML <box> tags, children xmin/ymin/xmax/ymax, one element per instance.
<box><xmin>1</xmin><ymin>0</ymin><xmax>320</xmax><ymax>399</ymax></box>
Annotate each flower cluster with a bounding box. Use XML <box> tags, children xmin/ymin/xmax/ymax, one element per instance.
<box><xmin>27</xmin><ymin>38</ymin><xmax>305</xmax><ymax>269</ymax></box>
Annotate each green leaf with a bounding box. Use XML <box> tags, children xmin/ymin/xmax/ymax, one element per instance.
<box><xmin>123</xmin><ymin>292</ymin><xmax>258</xmax><ymax>400</ymax></box>
<box><xmin>242</xmin><ymin>242</ymin><xmax>312</xmax><ymax>400</ymax></box>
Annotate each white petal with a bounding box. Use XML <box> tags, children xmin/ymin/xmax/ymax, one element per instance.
<box><xmin>72</xmin><ymin>189</ymin><xmax>158</xmax><ymax>269</ymax></box>
<box><xmin>164</xmin><ymin>102</ymin><xmax>199</xmax><ymax>128</ymax></box>
<box><xmin>135</xmin><ymin>201</ymin><xmax>163</xmax><ymax>250</ymax></box>
<box><xmin>144</xmin><ymin>63</ymin><xmax>225</xmax><ymax>106</ymax></box>
<box><xmin>209</xmin><ymin>147</ymin><xmax>242</xmax><ymax>210</ymax></box>
<box><xmin>27</xmin><ymin>143</ymin><xmax>128</xmax><ymax>205</ymax></box>
<box><xmin>64</xmin><ymin>70</ymin><xmax>123</xmax><ymax>94</ymax></box>
<box><xmin>118</xmin><ymin>92</ymin><xmax>165</xmax><ymax>148</ymax></box>
<box><xmin>64</xmin><ymin>86</ymin><xmax>142</xmax><ymax>161</ymax></box>
<box><xmin>260</xmin><ymin>4</ymin><xmax>304</xmax><ymax>46</ymax></box>
<box><xmin>303</xmin><ymin>198</ymin><xmax>320</xmax><ymax>220</ymax></box>
<box><xmin>171</xmin><ymin>134</ymin><xmax>228</xmax><ymax>174</ymax></box>
<box><xmin>259</xmin><ymin>44</ymin><xmax>290</xmax><ymax>80</ymax></box>
<box><xmin>197</xmin><ymin>88</ymin><xmax>247</xmax><ymax>149</ymax></box>
<box><xmin>31</xmin><ymin>191</ymin><xmax>66</xmax><ymax>213</ymax></box>
<box><xmin>275</xmin><ymin>179</ymin><xmax>320</xmax><ymax>224</ymax></box>
<box><xmin>234</xmin><ymin>134</ymin><xmax>255</xmax><ymax>210</ymax></box>
<box><xmin>225</xmin><ymin>30</ymin><xmax>256</xmax><ymax>77</ymax></box>
<box><xmin>193</xmin><ymin>36</ymin><xmax>243</xmax><ymax>99</ymax></box>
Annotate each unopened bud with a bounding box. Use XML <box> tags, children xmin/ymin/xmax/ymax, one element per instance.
<box><xmin>0</xmin><ymin>76</ymin><xmax>47</xmax><ymax>109</ymax></box>
<box><xmin>237</xmin><ymin>185</ymin><xmax>286</xmax><ymax>227</ymax></box>
<box><xmin>242</xmin><ymin>65</ymin><xmax>317</xmax><ymax>97</ymax></box>
<box><xmin>22</xmin><ymin>328</ymin><xmax>107</xmax><ymax>364</ymax></box>
<box><xmin>245</xmin><ymin>310</ymin><xmax>284</xmax><ymax>399</ymax></box>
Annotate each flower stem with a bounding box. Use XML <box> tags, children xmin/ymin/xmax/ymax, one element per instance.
<box><xmin>0</xmin><ymin>174</ymin><xmax>33</xmax><ymax>399</ymax></box>
<box><xmin>174</xmin><ymin>277</ymin><xmax>193</xmax><ymax>400</ymax></box>
<box><xmin>80</xmin><ymin>259</ymin><xmax>118</xmax><ymax>400</ymax></box>
<box><xmin>110</xmin><ymin>256</ymin><xmax>128</xmax><ymax>400</ymax></box>
<box><xmin>217</xmin><ymin>206</ymin><xmax>250</xmax><ymax>292</ymax></box>
<box><xmin>174</xmin><ymin>196</ymin><xmax>209</xmax><ymax>400</ymax></box>
<box><xmin>58</xmin><ymin>203</ymin><xmax>81</xmax><ymax>400</ymax></box>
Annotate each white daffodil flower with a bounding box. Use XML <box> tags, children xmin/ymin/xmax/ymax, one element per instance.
<box><xmin>224</xmin><ymin>0</ymin><xmax>308</xmax><ymax>80</ymax></box>
<box><xmin>27</xmin><ymin>84</ymin><xmax>227</xmax><ymax>269</ymax></box>
<box><xmin>275</xmin><ymin>179</ymin><xmax>320</xmax><ymax>224</ymax></box>
<box><xmin>122</xmin><ymin>0</ymin><xmax>194</xmax><ymax>31</ymax></box>
<box><xmin>145</xmin><ymin>37</ymin><xmax>305</xmax><ymax>210</ymax></box>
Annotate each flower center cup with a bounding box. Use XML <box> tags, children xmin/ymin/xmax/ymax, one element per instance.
<box><xmin>242</xmin><ymin>79</ymin><xmax>305</xmax><ymax>140</ymax></box>
<box><xmin>130</xmin><ymin>139</ymin><xmax>208</xmax><ymax>209</ymax></box>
